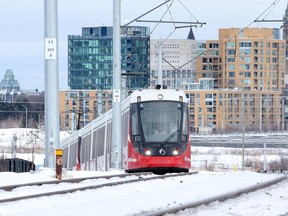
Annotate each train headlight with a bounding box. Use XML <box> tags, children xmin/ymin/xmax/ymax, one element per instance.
<box><xmin>143</xmin><ymin>148</ymin><xmax>152</xmax><ymax>156</ymax></box>
<box><xmin>172</xmin><ymin>147</ymin><xmax>181</xmax><ymax>155</ymax></box>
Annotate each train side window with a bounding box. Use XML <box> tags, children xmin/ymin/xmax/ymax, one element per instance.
<box><xmin>182</xmin><ymin>104</ymin><xmax>189</xmax><ymax>136</ymax></box>
<box><xmin>133</xmin><ymin>135</ymin><xmax>141</xmax><ymax>143</ymax></box>
<box><xmin>131</xmin><ymin>110</ymin><xmax>140</xmax><ymax>135</ymax></box>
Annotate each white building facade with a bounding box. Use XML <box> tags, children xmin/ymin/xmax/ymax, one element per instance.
<box><xmin>150</xmin><ymin>38</ymin><xmax>197</xmax><ymax>89</ymax></box>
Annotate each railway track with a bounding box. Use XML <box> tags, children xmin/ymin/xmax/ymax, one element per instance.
<box><xmin>140</xmin><ymin>174</ymin><xmax>287</xmax><ymax>216</ymax></box>
<box><xmin>0</xmin><ymin>172</ymin><xmax>152</xmax><ymax>191</ymax></box>
<box><xmin>1</xmin><ymin>171</ymin><xmax>286</xmax><ymax>215</ymax></box>
<box><xmin>0</xmin><ymin>171</ymin><xmax>198</xmax><ymax>204</ymax></box>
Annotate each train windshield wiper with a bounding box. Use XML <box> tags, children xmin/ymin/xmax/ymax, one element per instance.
<box><xmin>160</xmin><ymin>130</ymin><xmax>179</xmax><ymax>146</ymax></box>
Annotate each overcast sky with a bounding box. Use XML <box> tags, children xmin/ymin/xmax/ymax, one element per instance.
<box><xmin>0</xmin><ymin>0</ymin><xmax>286</xmax><ymax>91</ymax></box>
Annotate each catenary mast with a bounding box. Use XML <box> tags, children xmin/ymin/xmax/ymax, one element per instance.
<box><xmin>44</xmin><ymin>0</ymin><xmax>60</xmax><ymax>168</ymax></box>
<box><xmin>111</xmin><ymin>0</ymin><xmax>122</xmax><ymax>169</ymax></box>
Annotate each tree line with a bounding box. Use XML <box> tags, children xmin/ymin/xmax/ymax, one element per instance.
<box><xmin>0</xmin><ymin>93</ymin><xmax>44</xmax><ymax>129</ymax></box>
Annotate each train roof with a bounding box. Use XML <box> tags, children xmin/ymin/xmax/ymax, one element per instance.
<box><xmin>129</xmin><ymin>89</ymin><xmax>188</xmax><ymax>104</ymax></box>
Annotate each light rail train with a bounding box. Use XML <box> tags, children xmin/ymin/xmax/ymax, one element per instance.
<box><xmin>61</xmin><ymin>87</ymin><xmax>191</xmax><ymax>174</ymax></box>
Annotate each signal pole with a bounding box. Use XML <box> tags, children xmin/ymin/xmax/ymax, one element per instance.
<box><xmin>44</xmin><ymin>0</ymin><xmax>60</xmax><ymax>168</ymax></box>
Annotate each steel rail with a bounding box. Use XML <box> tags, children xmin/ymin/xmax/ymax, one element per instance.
<box><xmin>0</xmin><ymin>172</ymin><xmax>152</xmax><ymax>192</ymax></box>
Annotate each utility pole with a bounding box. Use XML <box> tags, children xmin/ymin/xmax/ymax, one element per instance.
<box><xmin>44</xmin><ymin>0</ymin><xmax>60</xmax><ymax>168</ymax></box>
<box><xmin>241</xmin><ymin>90</ymin><xmax>245</xmax><ymax>171</ymax></box>
<box><xmin>111</xmin><ymin>0</ymin><xmax>122</xmax><ymax>169</ymax></box>
<box><xmin>260</xmin><ymin>94</ymin><xmax>262</xmax><ymax>133</ymax></box>
<box><xmin>21</xmin><ymin>105</ymin><xmax>28</xmax><ymax>134</ymax></box>
<box><xmin>157</xmin><ymin>44</ymin><xmax>163</xmax><ymax>87</ymax></box>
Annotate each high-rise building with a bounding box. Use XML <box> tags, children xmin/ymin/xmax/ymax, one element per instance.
<box><xmin>150</xmin><ymin>29</ymin><xmax>197</xmax><ymax>89</ymax></box>
<box><xmin>68</xmin><ymin>26</ymin><xmax>150</xmax><ymax>90</ymax></box>
<box><xmin>283</xmin><ymin>2</ymin><xmax>288</xmax><ymax>57</ymax></box>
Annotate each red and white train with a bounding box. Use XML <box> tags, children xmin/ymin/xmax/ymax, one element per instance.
<box><xmin>60</xmin><ymin>88</ymin><xmax>191</xmax><ymax>174</ymax></box>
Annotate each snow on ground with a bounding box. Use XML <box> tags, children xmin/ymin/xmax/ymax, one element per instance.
<box><xmin>0</xmin><ymin>169</ymin><xmax>287</xmax><ymax>216</ymax></box>
<box><xmin>1</xmin><ymin>129</ymin><xmax>288</xmax><ymax>215</ymax></box>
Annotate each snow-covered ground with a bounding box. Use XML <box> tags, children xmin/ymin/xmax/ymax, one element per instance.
<box><xmin>1</xmin><ymin>128</ymin><xmax>288</xmax><ymax>215</ymax></box>
<box><xmin>0</xmin><ymin>169</ymin><xmax>287</xmax><ymax>216</ymax></box>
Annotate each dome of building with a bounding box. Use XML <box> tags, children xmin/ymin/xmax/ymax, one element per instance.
<box><xmin>0</xmin><ymin>69</ymin><xmax>21</xmax><ymax>101</ymax></box>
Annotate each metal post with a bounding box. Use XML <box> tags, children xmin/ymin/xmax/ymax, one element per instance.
<box><xmin>97</xmin><ymin>91</ymin><xmax>103</xmax><ymax>117</ymax></box>
<box><xmin>111</xmin><ymin>0</ymin><xmax>122</xmax><ymax>169</ymax></box>
<box><xmin>44</xmin><ymin>0</ymin><xmax>60</xmax><ymax>168</ymax></box>
<box><xmin>241</xmin><ymin>90</ymin><xmax>245</xmax><ymax>171</ymax></box>
<box><xmin>263</xmin><ymin>143</ymin><xmax>267</xmax><ymax>171</ymax></box>
<box><xmin>71</xmin><ymin>112</ymin><xmax>75</xmax><ymax>133</ymax></box>
<box><xmin>260</xmin><ymin>94</ymin><xmax>262</xmax><ymax>133</ymax></box>
<box><xmin>38</xmin><ymin>113</ymin><xmax>41</xmax><ymax>129</ymax></box>
<box><xmin>157</xmin><ymin>44</ymin><xmax>163</xmax><ymax>87</ymax></box>
<box><xmin>282</xmin><ymin>97</ymin><xmax>285</xmax><ymax>132</ymax></box>
<box><xmin>22</xmin><ymin>105</ymin><xmax>28</xmax><ymax>133</ymax></box>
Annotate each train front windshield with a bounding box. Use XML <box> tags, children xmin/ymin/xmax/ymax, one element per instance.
<box><xmin>131</xmin><ymin>101</ymin><xmax>189</xmax><ymax>144</ymax></box>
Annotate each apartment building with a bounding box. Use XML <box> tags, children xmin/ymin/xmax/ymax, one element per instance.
<box><xmin>188</xmin><ymin>28</ymin><xmax>286</xmax><ymax>133</ymax></box>
<box><xmin>184</xmin><ymin>79</ymin><xmax>283</xmax><ymax>133</ymax></box>
<box><xmin>59</xmin><ymin>89</ymin><xmax>112</xmax><ymax>131</ymax></box>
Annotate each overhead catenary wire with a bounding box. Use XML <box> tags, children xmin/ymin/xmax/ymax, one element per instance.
<box><xmin>120</xmin><ymin>0</ymin><xmax>283</xmax><ymax>90</ymax></box>
<box><xmin>162</xmin><ymin>0</ymin><xmax>285</xmax><ymax>88</ymax></box>
<box><xmin>165</xmin><ymin>0</ymin><xmax>176</xmax><ymax>29</ymax></box>
<box><xmin>168</xmin><ymin>0</ymin><xmax>284</xmax><ymax>75</ymax></box>
<box><xmin>255</xmin><ymin>0</ymin><xmax>282</xmax><ymax>21</ymax></box>
<box><xmin>177</xmin><ymin>0</ymin><xmax>199</xmax><ymax>23</ymax></box>
<box><xmin>122</xmin><ymin>0</ymin><xmax>203</xmax><ymax>83</ymax></box>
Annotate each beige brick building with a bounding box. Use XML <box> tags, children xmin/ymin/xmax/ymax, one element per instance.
<box><xmin>183</xmin><ymin>81</ymin><xmax>283</xmax><ymax>133</ymax></box>
<box><xmin>59</xmin><ymin>90</ymin><xmax>112</xmax><ymax>131</ymax></box>
<box><xmin>187</xmin><ymin>28</ymin><xmax>286</xmax><ymax>133</ymax></box>
<box><xmin>196</xmin><ymin>28</ymin><xmax>286</xmax><ymax>91</ymax></box>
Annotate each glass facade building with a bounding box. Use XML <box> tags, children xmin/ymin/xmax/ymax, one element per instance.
<box><xmin>68</xmin><ymin>26</ymin><xmax>150</xmax><ymax>90</ymax></box>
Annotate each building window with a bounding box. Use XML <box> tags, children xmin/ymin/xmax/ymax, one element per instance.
<box><xmin>244</xmin><ymin>72</ymin><xmax>251</xmax><ymax>77</ymax></box>
<box><xmin>227</xmin><ymin>42</ymin><xmax>235</xmax><ymax>48</ymax></box>
<box><xmin>228</xmin><ymin>64</ymin><xmax>235</xmax><ymax>70</ymax></box>
<box><xmin>205</xmin><ymin>101</ymin><xmax>213</xmax><ymax>106</ymax></box>
<box><xmin>227</xmin><ymin>58</ymin><xmax>235</xmax><ymax>62</ymax></box>
<box><xmin>227</xmin><ymin>49</ymin><xmax>235</xmax><ymax>55</ymax></box>
<box><xmin>239</xmin><ymin>42</ymin><xmax>251</xmax><ymax>47</ymax></box>
<box><xmin>229</xmin><ymin>72</ymin><xmax>235</xmax><ymax>77</ymax></box>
